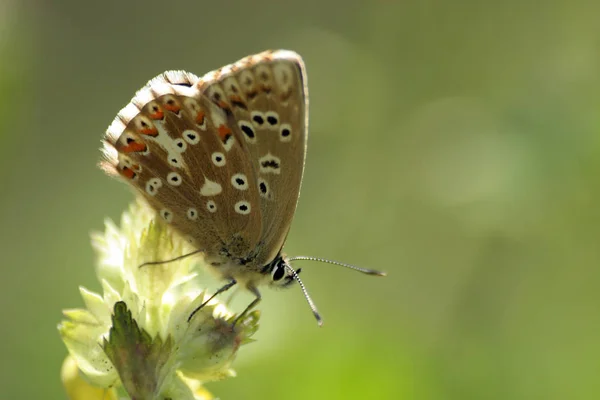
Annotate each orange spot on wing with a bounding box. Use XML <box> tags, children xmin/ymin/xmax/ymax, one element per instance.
<box><xmin>139</xmin><ymin>126</ymin><xmax>158</xmax><ymax>136</ymax></box>
<box><xmin>217</xmin><ymin>100</ymin><xmax>230</xmax><ymax>110</ymax></box>
<box><xmin>122</xmin><ymin>142</ymin><xmax>147</xmax><ymax>153</ymax></box>
<box><xmin>164</xmin><ymin>103</ymin><xmax>181</xmax><ymax>113</ymax></box>
<box><xmin>229</xmin><ymin>95</ymin><xmax>247</xmax><ymax>109</ymax></box>
<box><xmin>149</xmin><ymin>109</ymin><xmax>164</xmax><ymax>120</ymax></box>
<box><xmin>196</xmin><ymin>110</ymin><xmax>205</xmax><ymax>125</ymax></box>
<box><xmin>218</xmin><ymin>124</ymin><xmax>232</xmax><ymax>141</ymax></box>
<box><xmin>120</xmin><ymin>167</ymin><xmax>136</xmax><ymax>179</ymax></box>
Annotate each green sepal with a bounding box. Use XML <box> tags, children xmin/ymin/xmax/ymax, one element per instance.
<box><xmin>102</xmin><ymin>301</ymin><xmax>173</xmax><ymax>399</ymax></box>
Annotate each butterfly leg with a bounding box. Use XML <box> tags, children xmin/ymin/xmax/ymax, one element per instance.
<box><xmin>187</xmin><ymin>279</ymin><xmax>237</xmax><ymax>322</ymax></box>
<box><xmin>233</xmin><ymin>286</ymin><xmax>261</xmax><ymax>326</ymax></box>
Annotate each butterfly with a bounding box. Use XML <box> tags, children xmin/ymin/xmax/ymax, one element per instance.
<box><xmin>100</xmin><ymin>50</ymin><xmax>384</xmax><ymax>326</ymax></box>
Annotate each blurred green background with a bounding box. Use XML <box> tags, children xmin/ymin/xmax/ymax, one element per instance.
<box><xmin>2</xmin><ymin>1</ymin><xmax>600</xmax><ymax>399</ymax></box>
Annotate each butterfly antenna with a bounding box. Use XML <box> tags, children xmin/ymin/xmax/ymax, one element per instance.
<box><xmin>284</xmin><ymin>264</ymin><xmax>323</xmax><ymax>327</ymax></box>
<box><xmin>288</xmin><ymin>256</ymin><xmax>387</xmax><ymax>276</ymax></box>
<box><xmin>138</xmin><ymin>249</ymin><xmax>204</xmax><ymax>269</ymax></box>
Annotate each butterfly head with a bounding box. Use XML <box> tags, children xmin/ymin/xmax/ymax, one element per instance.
<box><xmin>265</xmin><ymin>254</ymin><xmax>301</xmax><ymax>289</ymax></box>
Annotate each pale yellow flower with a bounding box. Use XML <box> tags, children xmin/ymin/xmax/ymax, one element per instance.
<box><xmin>58</xmin><ymin>200</ymin><xmax>259</xmax><ymax>400</ymax></box>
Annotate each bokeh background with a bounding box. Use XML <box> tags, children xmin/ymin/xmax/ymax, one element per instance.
<box><xmin>2</xmin><ymin>1</ymin><xmax>600</xmax><ymax>399</ymax></box>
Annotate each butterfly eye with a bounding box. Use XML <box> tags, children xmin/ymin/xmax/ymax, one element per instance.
<box><xmin>271</xmin><ymin>265</ymin><xmax>286</xmax><ymax>281</ymax></box>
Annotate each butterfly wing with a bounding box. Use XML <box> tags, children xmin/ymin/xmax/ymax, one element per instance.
<box><xmin>198</xmin><ymin>50</ymin><xmax>308</xmax><ymax>267</ymax></box>
<box><xmin>101</xmin><ymin>69</ymin><xmax>263</xmax><ymax>260</ymax></box>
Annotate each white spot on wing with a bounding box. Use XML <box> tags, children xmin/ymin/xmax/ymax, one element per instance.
<box><xmin>279</xmin><ymin>123</ymin><xmax>292</xmax><ymax>142</ymax></box>
<box><xmin>231</xmin><ymin>173</ymin><xmax>249</xmax><ymax>190</ymax></box>
<box><xmin>167</xmin><ymin>153</ymin><xmax>184</xmax><ymax>169</ymax></box>
<box><xmin>222</xmin><ymin>135</ymin><xmax>235</xmax><ymax>152</ymax></box>
<box><xmin>150</xmin><ymin>120</ymin><xmax>189</xmax><ymax>171</ymax></box>
<box><xmin>206</xmin><ymin>200</ymin><xmax>217</xmax><ymax>213</ymax></box>
<box><xmin>239</xmin><ymin>70</ymin><xmax>255</xmax><ymax>93</ymax></box>
<box><xmin>265</xmin><ymin>111</ymin><xmax>279</xmax><ymax>130</ymax></box>
<box><xmin>238</xmin><ymin>120</ymin><xmax>256</xmax><ymax>143</ymax></box>
<box><xmin>200</xmin><ymin>178</ymin><xmax>222</xmax><ymax>196</ymax></box>
<box><xmin>273</xmin><ymin>63</ymin><xmax>294</xmax><ymax>92</ymax></box>
<box><xmin>160</xmin><ymin>209</ymin><xmax>173</xmax><ymax>222</ymax></box>
<box><xmin>251</xmin><ymin>111</ymin><xmax>265</xmax><ymax>127</ymax></box>
<box><xmin>223</xmin><ymin>77</ymin><xmax>241</xmax><ymax>99</ymax></box>
<box><xmin>210</xmin><ymin>107</ymin><xmax>227</xmax><ymax>128</ymax></box>
<box><xmin>259</xmin><ymin>153</ymin><xmax>281</xmax><ymax>175</ymax></box>
<box><xmin>183</xmin><ymin>129</ymin><xmax>200</xmax><ymax>144</ymax></box>
<box><xmin>212</xmin><ymin>152</ymin><xmax>226</xmax><ymax>167</ymax></box>
<box><xmin>255</xmin><ymin>64</ymin><xmax>272</xmax><ymax>87</ymax></box>
<box><xmin>167</xmin><ymin>172</ymin><xmax>182</xmax><ymax>186</ymax></box>
<box><xmin>234</xmin><ymin>200</ymin><xmax>251</xmax><ymax>215</ymax></box>
<box><xmin>258</xmin><ymin>177</ymin><xmax>272</xmax><ymax>200</ymax></box>
<box><xmin>146</xmin><ymin>178</ymin><xmax>162</xmax><ymax>196</ymax></box>
<box><xmin>174</xmin><ymin>138</ymin><xmax>187</xmax><ymax>152</ymax></box>
<box><xmin>187</xmin><ymin>208</ymin><xmax>198</xmax><ymax>220</ymax></box>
